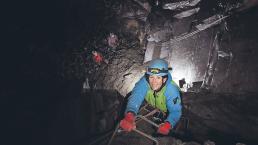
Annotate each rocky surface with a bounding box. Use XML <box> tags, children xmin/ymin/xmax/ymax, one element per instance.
<box><xmin>85</xmin><ymin>91</ymin><xmax>257</xmax><ymax>145</ymax></box>
<box><xmin>80</xmin><ymin>1</ymin><xmax>258</xmax><ymax>144</ymax></box>
<box><xmin>83</xmin><ymin>0</ymin><xmax>258</xmax><ymax>96</ymax></box>
<box><xmin>4</xmin><ymin>0</ymin><xmax>258</xmax><ymax>145</ymax></box>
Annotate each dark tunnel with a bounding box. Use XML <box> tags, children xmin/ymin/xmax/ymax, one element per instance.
<box><xmin>2</xmin><ymin>0</ymin><xmax>258</xmax><ymax>145</ymax></box>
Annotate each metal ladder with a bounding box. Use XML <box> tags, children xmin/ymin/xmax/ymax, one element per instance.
<box><xmin>107</xmin><ymin>103</ymin><xmax>190</xmax><ymax>145</ymax></box>
<box><xmin>107</xmin><ymin>104</ymin><xmax>162</xmax><ymax>145</ymax></box>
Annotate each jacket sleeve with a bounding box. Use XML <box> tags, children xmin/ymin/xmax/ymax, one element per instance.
<box><xmin>125</xmin><ymin>76</ymin><xmax>149</xmax><ymax>115</ymax></box>
<box><xmin>164</xmin><ymin>84</ymin><xmax>182</xmax><ymax>127</ymax></box>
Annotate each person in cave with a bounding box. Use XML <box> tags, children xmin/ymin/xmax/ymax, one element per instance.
<box><xmin>120</xmin><ymin>59</ymin><xmax>182</xmax><ymax>135</ymax></box>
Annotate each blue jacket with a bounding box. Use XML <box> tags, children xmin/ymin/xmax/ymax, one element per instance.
<box><xmin>125</xmin><ymin>73</ymin><xmax>182</xmax><ymax>126</ymax></box>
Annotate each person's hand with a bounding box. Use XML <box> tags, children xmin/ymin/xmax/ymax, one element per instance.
<box><xmin>157</xmin><ymin>122</ymin><xmax>171</xmax><ymax>135</ymax></box>
<box><xmin>119</xmin><ymin>112</ymin><xmax>136</xmax><ymax>131</ymax></box>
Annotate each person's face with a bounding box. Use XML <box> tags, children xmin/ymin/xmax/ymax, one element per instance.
<box><xmin>149</xmin><ymin>75</ymin><xmax>167</xmax><ymax>91</ymax></box>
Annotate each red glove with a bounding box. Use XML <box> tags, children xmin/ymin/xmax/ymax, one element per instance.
<box><xmin>157</xmin><ymin>122</ymin><xmax>172</xmax><ymax>135</ymax></box>
<box><xmin>93</xmin><ymin>54</ymin><xmax>103</xmax><ymax>63</ymax></box>
<box><xmin>119</xmin><ymin>112</ymin><xmax>136</xmax><ymax>131</ymax></box>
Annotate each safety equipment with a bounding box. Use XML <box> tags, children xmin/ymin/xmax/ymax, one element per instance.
<box><xmin>157</xmin><ymin>121</ymin><xmax>171</xmax><ymax>135</ymax></box>
<box><xmin>119</xmin><ymin>112</ymin><xmax>136</xmax><ymax>131</ymax></box>
<box><xmin>146</xmin><ymin>59</ymin><xmax>169</xmax><ymax>77</ymax></box>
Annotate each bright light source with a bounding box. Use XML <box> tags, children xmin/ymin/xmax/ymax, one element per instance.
<box><xmin>171</xmin><ymin>69</ymin><xmax>193</xmax><ymax>85</ymax></box>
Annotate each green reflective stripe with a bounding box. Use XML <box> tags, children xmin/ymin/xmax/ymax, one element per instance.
<box><xmin>145</xmin><ymin>85</ymin><xmax>167</xmax><ymax>112</ymax></box>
